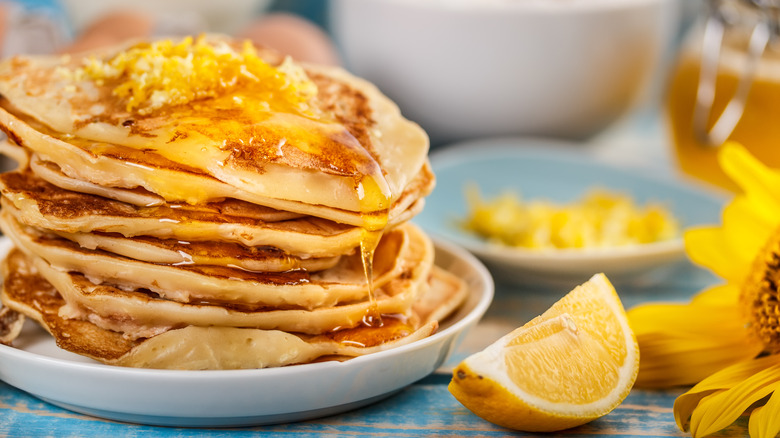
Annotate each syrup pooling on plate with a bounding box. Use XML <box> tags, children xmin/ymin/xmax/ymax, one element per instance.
<box><xmin>328</xmin><ymin>314</ymin><xmax>414</xmax><ymax>348</ymax></box>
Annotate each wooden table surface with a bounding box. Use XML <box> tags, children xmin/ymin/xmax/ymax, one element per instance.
<box><xmin>0</xmin><ymin>259</ymin><xmax>748</xmax><ymax>437</ymax></box>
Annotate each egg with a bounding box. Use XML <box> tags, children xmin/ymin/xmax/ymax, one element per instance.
<box><xmin>237</xmin><ymin>13</ymin><xmax>340</xmax><ymax>66</ymax></box>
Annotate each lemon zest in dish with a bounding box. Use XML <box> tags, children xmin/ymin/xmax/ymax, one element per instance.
<box><xmin>78</xmin><ymin>35</ymin><xmax>317</xmax><ymax>115</ymax></box>
<box><xmin>461</xmin><ymin>186</ymin><xmax>679</xmax><ymax>250</ymax></box>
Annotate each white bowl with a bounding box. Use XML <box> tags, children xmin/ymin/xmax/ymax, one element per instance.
<box><xmin>330</xmin><ymin>0</ymin><xmax>679</xmax><ymax>145</ymax></box>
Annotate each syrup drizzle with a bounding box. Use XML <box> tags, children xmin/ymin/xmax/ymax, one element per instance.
<box><xmin>357</xmin><ymin>174</ymin><xmax>391</xmax><ymax>328</ymax></box>
<box><xmin>360</xmin><ymin>228</ymin><xmax>384</xmax><ymax>327</ymax></box>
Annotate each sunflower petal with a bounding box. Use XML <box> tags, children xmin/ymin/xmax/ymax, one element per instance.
<box><xmin>629</xmin><ymin>295</ymin><xmax>762</xmax><ymax>388</ymax></box>
<box><xmin>722</xmin><ymin>197</ymin><xmax>775</xmax><ymax>267</ymax></box>
<box><xmin>749</xmin><ymin>387</ymin><xmax>780</xmax><ymax>438</ymax></box>
<box><xmin>719</xmin><ymin>142</ymin><xmax>780</xmax><ymax>218</ymax></box>
<box><xmin>631</xmin><ymin>300</ymin><xmax>740</xmax><ymax>337</ymax></box>
<box><xmin>685</xmin><ymin>226</ymin><xmax>752</xmax><ymax>283</ymax></box>
<box><xmin>689</xmin><ymin>363</ymin><xmax>780</xmax><ymax>437</ymax></box>
<box><xmin>635</xmin><ymin>332</ymin><xmax>761</xmax><ymax>387</ymax></box>
<box><xmin>725</xmin><ymin>195</ymin><xmax>777</xmax><ymax>231</ymax></box>
<box><xmin>674</xmin><ymin>355</ymin><xmax>780</xmax><ymax>433</ymax></box>
<box><xmin>690</xmin><ymin>284</ymin><xmax>739</xmax><ymax>306</ymax></box>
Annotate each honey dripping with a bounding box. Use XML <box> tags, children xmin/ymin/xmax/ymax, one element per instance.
<box><xmin>358</xmin><ymin>174</ymin><xmax>391</xmax><ymax>328</ymax></box>
<box><xmin>282</xmin><ymin>251</ymin><xmax>302</xmax><ymax>272</ymax></box>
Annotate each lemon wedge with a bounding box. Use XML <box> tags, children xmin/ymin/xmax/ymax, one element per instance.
<box><xmin>448</xmin><ymin>273</ymin><xmax>639</xmax><ymax>431</ymax></box>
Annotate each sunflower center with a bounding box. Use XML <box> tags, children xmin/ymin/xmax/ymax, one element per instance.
<box><xmin>741</xmin><ymin>228</ymin><xmax>780</xmax><ymax>352</ymax></box>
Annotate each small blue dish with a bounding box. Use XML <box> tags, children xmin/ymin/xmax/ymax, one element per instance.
<box><xmin>413</xmin><ymin>137</ymin><xmax>726</xmax><ymax>287</ymax></box>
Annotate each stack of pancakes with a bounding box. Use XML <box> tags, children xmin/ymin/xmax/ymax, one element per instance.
<box><xmin>0</xmin><ymin>35</ymin><xmax>467</xmax><ymax>369</ymax></box>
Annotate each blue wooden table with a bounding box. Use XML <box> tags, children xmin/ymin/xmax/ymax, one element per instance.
<box><xmin>0</xmin><ymin>259</ymin><xmax>747</xmax><ymax>438</ymax></box>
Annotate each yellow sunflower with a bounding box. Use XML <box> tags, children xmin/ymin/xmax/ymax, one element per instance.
<box><xmin>628</xmin><ymin>142</ymin><xmax>780</xmax><ymax>438</ymax></box>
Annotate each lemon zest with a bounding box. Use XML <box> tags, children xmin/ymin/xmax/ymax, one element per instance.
<box><xmin>77</xmin><ymin>35</ymin><xmax>317</xmax><ymax>115</ymax></box>
<box><xmin>461</xmin><ymin>186</ymin><xmax>680</xmax><ymax>250</ymax></box>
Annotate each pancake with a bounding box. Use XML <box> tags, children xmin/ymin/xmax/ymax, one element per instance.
<box><xmin>0</xmin><ymin>170</ymin><xmax>420</xmax><ymax>258</ymax></box>
<box><xmin>30</xmin><ymin>156</ymin><xmax>165</xmax><ymax>207</ymax></box>
<box><xmin>3</xmin><ymin>214</ymin><xmax>426</xmax><ymax>310</ymax></box>
<box><xmin>0</xmin><ymin>35</ymin><xmax>430</xmax><ymax>226</ymax></box>
<box><xmin>0</xmin><ymin>140</ymin><xmax>168</xmax><ymax>208</ymax></box>
<box><xmin>1</xmin><ymin>247</ymin><xmax>465</xmax><ymax>369</ymax></box>
<box><xmin>18</xmin><ymin>223</ymin><xmax>431</xmax><ymax>338</ymax></box>
<box><xmin>0</xmin><ymin>304</ymin><xmax>24</xmax><ymax>345</ymax></box>
<box><xmin>46</xmin><ymin>230</ymin><xmax>341</xmax><ymax>273</ymax></box>
<box><xmin>28</xmin><ymin>247</ymin><xmax>427</xmax><ymax>338</ymax></box>
<box><xmin>2</xmin><ymin>210</ymin><xmax>341</xmax><ymax>273</ymax></box>
<box><xmin>0</xmin><ymin>102</ymin><xmax>436</xmax><ymax>227</ymax></box>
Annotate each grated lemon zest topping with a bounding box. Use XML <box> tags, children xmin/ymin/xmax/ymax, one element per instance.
<box><xmin>462</xmin><ymin>186</ymin><xmax>680</xmax><ymax>250</ymax></box>
<box><xmin>77</xmin><ymin>35</ymin><xmax>317</xmax><ymax>115</ymax></box>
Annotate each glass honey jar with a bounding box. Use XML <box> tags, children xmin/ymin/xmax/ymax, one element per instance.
<box><xmin>667</xmin><ymin>0</ymin><xmax>780</xmax><ymax>192</ymax></box>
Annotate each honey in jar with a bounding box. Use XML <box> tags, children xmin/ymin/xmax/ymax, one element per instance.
<box><xmin>667</xmin><ymin>0</ymin><xmax>780</xmax><ymax>192</ymax></box>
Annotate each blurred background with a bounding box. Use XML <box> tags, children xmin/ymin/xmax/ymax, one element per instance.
<box><xmin>3</xmin><ymin>0</ymin><xmax>777</xmax><ymax>196</ymax></box>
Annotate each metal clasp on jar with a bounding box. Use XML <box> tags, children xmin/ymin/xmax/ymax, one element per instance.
<box><xmin>694</xmin><ymin>0</ymin><xmax>778</xmax><ymax>146</ymax></box>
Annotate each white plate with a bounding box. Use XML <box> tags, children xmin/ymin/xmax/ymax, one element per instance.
<box><xmin>414</xmin><ymin>137</ymin><xmax>726</xmax><ymax>287</ymax></box>
<box><xmin>0</xmin><ymin>237</ymin><xmax>493</xmax><ymax>427</ymax></box>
